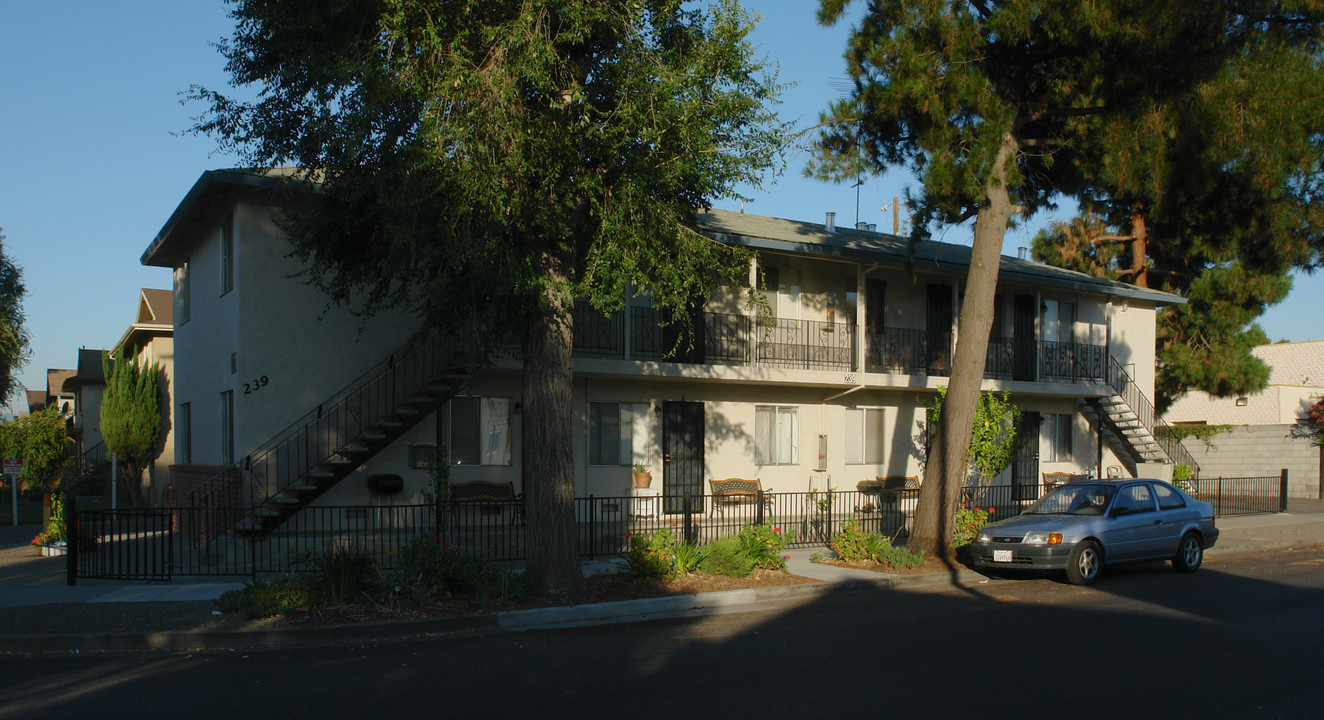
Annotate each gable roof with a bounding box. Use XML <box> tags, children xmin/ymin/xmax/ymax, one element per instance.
<box><xmin>141</xmin><ymin>168</ymin><xmax>306</xmax><ymax>268</ymax></box>
<box><xmin>139</xmin><ymin>288</ymin><xmax>173</xmax><ymax>326</ymax></box>
<box><xmin>61</xmin><ymin>349</ymin><xmax>109</xmax><ymax>392</ymax></box>
<box><xmin>112</xmin><ymin>288</ymin><xmax>174</xmax><ymax>357</ymax></box>
<box><xmin>697</xmin><ymin>208</ymin><xmax>1184</xmax><ymax>306</ymax></box>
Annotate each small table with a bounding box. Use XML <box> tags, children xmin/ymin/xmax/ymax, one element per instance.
<box><xmin>630</xmin><ymin>487</ymin><xmax>661</xmax><ymax>519</ymax></box>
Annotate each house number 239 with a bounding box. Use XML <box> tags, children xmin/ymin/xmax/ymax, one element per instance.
<box><xmin>244</xmin><ymin>376</ymin><xmax>270</xmax><ymax>394</ymax></box>
<box><xmin>843</xmin><ymin>374</ymin><xmax>857</xmax><ymax>384</ymax></box>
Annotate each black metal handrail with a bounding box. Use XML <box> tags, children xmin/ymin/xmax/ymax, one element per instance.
<box><xmin>1105</xmin><ymin>357</ymin><xmax>1201</xmax><ymax>476</ymax></box>
<box><xmin>187</xmin><ymin>329</ymin><xmax>471</xmax><ymax>512</ymax></box>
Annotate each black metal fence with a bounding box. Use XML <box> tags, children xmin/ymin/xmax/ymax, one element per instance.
<box><xmin>68</xmin><ymin>473</ymin><xmax>1288</xmax><ymax>582</ymax></box>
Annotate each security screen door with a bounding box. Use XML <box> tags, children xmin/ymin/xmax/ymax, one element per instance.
<box><xmin>663</xmin><ymin>401</ymin><xmax>705</xmax><ymax>514</ymax></box>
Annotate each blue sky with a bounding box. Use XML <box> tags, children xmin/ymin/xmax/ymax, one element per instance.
<box><xmin>1</xmin><ymin>1</ymin><xmax>1319</xmax><ymax>409</ymax></box>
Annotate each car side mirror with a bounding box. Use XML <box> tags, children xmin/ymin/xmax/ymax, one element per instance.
<box><xmin>1110</xmin><ymin>506</ymin><xmax>1130</xmax><ymax>518</ymax></box>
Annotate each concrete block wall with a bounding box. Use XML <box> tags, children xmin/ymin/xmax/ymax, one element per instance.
<box><xmin>1180</xmin><ymin>424</ymin><xmax>1322</xmax><ymax>499</ymax></box>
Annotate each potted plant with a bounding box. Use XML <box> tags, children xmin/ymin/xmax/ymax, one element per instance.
<box><xmin>632</xmin><ymin>463</ymin><xmax>652</xmax><ymax>489</ymax></box>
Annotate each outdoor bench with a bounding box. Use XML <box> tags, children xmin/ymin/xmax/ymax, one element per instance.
<box><xmin>448</xmin><ymin>481</ymin><xmax>523</xmax><ymax>524</ymax></box>
<box><xmin>708</xmin><ymin>477</ymin><xmax>773</xmax><ymax>517</ymax></box>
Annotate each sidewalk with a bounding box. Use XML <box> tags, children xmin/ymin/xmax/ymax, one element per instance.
<box><xmin>2</xmin><ymin>500</ymin><xmax>1322</xmax><ymax>653</ymax></box>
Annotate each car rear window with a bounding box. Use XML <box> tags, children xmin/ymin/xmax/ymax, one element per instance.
<box><xmin>1153</xmin><ymin>483</ymin><xmax>1186</xmax><ymax>510</ymax></box>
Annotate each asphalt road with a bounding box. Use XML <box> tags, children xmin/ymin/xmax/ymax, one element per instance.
<box><xmin>2</xmin><ymin>547</ymin><xmax>1322</xmax><ymax>719</ymax></box>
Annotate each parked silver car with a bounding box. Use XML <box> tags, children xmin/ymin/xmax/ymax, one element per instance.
<box><xmin>970</xmin><ymin>479</ymin><xmax>1219</xmax><ymax>585</ymax></box>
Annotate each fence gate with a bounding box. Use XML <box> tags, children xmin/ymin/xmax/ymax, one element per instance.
<box><xmin>73</xmin><ymin>507</ymin><xmax>173</xmax><ymax>582</ymax></box>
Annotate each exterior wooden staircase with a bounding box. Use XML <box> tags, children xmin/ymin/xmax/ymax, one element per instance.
<box><xmin>185</xmin><ymin>333</ymin><xmax>475</xmax><ymax>540</ymax></box>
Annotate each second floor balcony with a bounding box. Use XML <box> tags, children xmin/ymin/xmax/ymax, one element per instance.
<box><xmin>572</xmin><ymin>305</ymin><xmax>1107</xmax><ymax>385</ymax></box>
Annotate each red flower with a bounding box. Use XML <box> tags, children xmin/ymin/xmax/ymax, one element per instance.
<box><xmin>773</xmin><ymin>527</ymin><xmax>781</xmax><ymax>533</ymax></box>
<box><xmin>625</xmin><ymin>532</ymin><xmax>633</xmax><ymax>538</ymax></box>
<box><xmin>988</xmin><ymin>507</ymin><xmax>995</xmax><ymax>514</ymax></box>
<box><xmin>783</xmin><ymin>555</ymin><xmax>791</xmax><ymax>560</ymax></box>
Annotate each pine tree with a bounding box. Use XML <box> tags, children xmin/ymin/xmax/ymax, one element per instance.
<box><xmin>811</xmin><ymin>0</ymin><xmax>1323</xmax><ymax>556</ymax></box>
<box><xmin>100</xmin><ymin>349</ymin><xmax>162</xmax><ymax>506</ymax></box>
<box><xmin>1032</xmin><ymin>27</ymin><xmax>1324</xmax><ymax>411</ymax></box>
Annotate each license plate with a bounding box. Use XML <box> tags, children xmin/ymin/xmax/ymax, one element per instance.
<box><xmin>993</xmin><ymin>550</ymin><xmax>1013</xmax><ymax>563</ymax></box>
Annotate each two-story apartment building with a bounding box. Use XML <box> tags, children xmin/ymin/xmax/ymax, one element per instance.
<box><xmin>142</xmin><ymin>169</ymin><xmax>1186</xmax><ymax>531</ymax></box>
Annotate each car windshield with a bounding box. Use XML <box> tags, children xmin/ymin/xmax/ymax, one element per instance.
<box><xmin>1022</xmin><ymin>484</ymin><xmax>1118</xmax><ymax>516</ymax></box>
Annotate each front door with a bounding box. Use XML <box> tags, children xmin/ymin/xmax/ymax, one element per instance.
<box><xmin>662</xmin><ymin>401</ymin><xmax>705</xmax><ymax>514</ymax></box>
<box><xmin>1012</xmin><ymin>411</ymin><xmax>1041</xmax><ymax>504</ymax></box>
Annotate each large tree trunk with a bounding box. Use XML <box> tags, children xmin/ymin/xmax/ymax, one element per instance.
<box><xmin>909</xmin><ymin>134</ymin><xmax>1018</xmax><ymax>558</ymax></box>
<box><xmin>522</xmin><ymin>248</ymin><xmax>583</xmax><ymax>594</ymax></box>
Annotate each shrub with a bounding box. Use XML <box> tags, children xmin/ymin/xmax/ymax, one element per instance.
<box><xmin>390</xmin><ymin>536</ymin><xmax>486</xmax><ymax>601</ymax></box>
<box><xmin>736</xmin><ymin>523</ymin><xmax>788</xmax><ymax>571</ymax></box>
<box><xmin>698</xmin><ymin>536</ymin><xmax>758</xmax><ymax>578</ymax></box>
<box><xmin>623</xmin><ymin>528</ymin><xmax>679</xmax><ymax>579</ymax></box>
<box><xmin>831</xmin><ymin>519</ymin><xmax>926</xmax><ymax>569</ymax></box>
<box><xmin>952</xmin><ymin>506</ymin><xmax>992</xmax><ymax>549</ymax></box>
<box><xmin>672</xmin><ymin>541</ymin><xmax>703</xmax><ymax>576</ymax></box>
<box><xmin>295</xmin><ymin>544</ymin><xmax>381</xmax><ymax>605</ymax></box>
<box><xmin>217</xmin><ymin>579</ymin><xmax>312</xmax><ymax>619</ymax></box>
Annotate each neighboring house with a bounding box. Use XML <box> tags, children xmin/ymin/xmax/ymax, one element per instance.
<box><xmin>141</xmin><ymin>169</ymin><xmax>1186</xmax><ymax>534</ymax></box>
<box><xmin>61</xmin><ymin>348</ymin><xmax>109</xmax><ymax>465</ymax></box>
<box><xmin>108</xmin><ymin>288</ymin><xmax>176</xmax><ymax>503</ymax></box>
<box><xmin>44</xmin><ymin>369</ymin><xmax>75</xmax><ymax>418</ymax></box>
<box><xmin>1166</xmin><ymin>340</ymin><xmax>1324</xmax><ymax>497</ymax></box>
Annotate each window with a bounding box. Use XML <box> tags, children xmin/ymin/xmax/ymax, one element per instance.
<box><xmin>176</xmin><ymin>258</ymin><xmax>190</xmax><ymax>325</ymax></box>
<box><xmin>1117</xmin><ymin>484</ymin><xmax>1155</xmax><ymax>514</ymax></box>
<box><xmin>1041</xmin><ymin>413</ymin><xmax>1073</xmax><ymax>463</ymax></box>
<box><xmin>407</xmin><ymin>442</ymin><xmax>438</xmax><ymax>469</ymax></box>
<box><xmin>1153</xmin><ymin>483</ymin><xmax>1186</xmax><ymax>511</ymax></box>
<box><xmin>1042</xmin><ymin>300</ymin><xmax>1075</xmax><ymax>343</ymax></box>
<box><xmin>219</xmin><ymin>216</ymin><xmax>234</xmax><ymax>296</ymax></box>
<box><xmin>220</xmin><ymin>390</ymin><xmax>234</xmax><ymax>465</ymax></box>
<box><xmin>178</xmin><ymin>403</ymin><xmax>192</xmax><ymax>464</ymax></box>
<box><xmin>845</xmin><ymin>408</ymin><xmax>884</xmax><ymax>464</ymax></box>
<box><xmin>449</xmin><ymin>397</ymin><xmax>511</xmax><ymax>466</ymax></box>
<box><xmin>756</xmin><ymin>405</ymin><xmax>798</xmax><ymax>465</ymax></box>
<box><xmin>589</xmin><ymin>402</ymin><xmax>649</xmax><ymax>466</ymax></box>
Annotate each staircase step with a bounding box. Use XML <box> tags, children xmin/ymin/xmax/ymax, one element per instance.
<box><xmin>254</xmin><ymin>507</ymin><xmax>282</xmax><ymax>518</ymax></box>
<box><xmin>272</xmin><ymin>495</ymin><xmax>302</xmax><ymax>505</ymax></box>
<box><xmin>286</xmin><ymin>483</ymin><xmax>318</xmax><ymax>493</ymax></box>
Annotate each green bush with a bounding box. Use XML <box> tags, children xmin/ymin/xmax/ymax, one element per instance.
<box><xmin>295</xmin><ymin>544</ymin><xmax>381</xmax><ymax>605</ymax></box>
<box><xmin>831</xmin><ymin>519</ymin><xmax>926</xmax><ymax>569</ymax></box>
<box><xmin>736</xmin><ymin>523</ymin><xmax>788</xmax><ymax>571</ymax></box>
<box><xmin>672</xmin><ymin>541</ymin><xmax>703</xmax><ymax>575</ymax></box>
<box><xmin>623</xmin><ymin>528</ymin><xmax>679</xmax><ymax>579</ymax></box>
<box><xmin>390</xmin><ymin>537</ymin><xmax>485</xmax><ymax>600</ymax></box>
<box><xmin>217</xmin><ymin>579</ymin><xmax>313</xmax><ymax>619</ymax></box>
<box><xmin>698</xmin><ymin>536</ymin><xmax>758</xmax><ymax>578</ymax></box>
<box><xmin>952</xmin><ymin>506</ymin><xmax>992</xmax><ymax>549</ymax></box>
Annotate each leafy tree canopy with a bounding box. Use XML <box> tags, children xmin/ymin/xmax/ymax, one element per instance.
<box><xmin>0</xmin><ymin>228</ymin><xmax>30</xmax><ymax>403</ymax></box>
<box><xmin>0</xmin><ymin>406</ymin><xmax>70</xmax><ymax>489</ymax></box>
<box><xmin>190</xmin><ymin>0</ymin><xmax>786</xmax><ymax>590</ymax></box>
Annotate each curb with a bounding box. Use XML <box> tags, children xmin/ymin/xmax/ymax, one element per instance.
<box><xmin>0</xmin><ymin>614</ymin><xmax>502</xmax><ymax>656</ymax></box>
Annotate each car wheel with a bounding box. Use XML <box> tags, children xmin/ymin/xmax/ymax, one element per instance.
<box><xmin>1172</xmin><ymin>532</ymin><xmax>1203</xmax><ymax>573</ymax></box>
<box><xmin>1066</xmin><ymin>540</ymin><xmax>1102</xmax><ymax>585</ymax></box>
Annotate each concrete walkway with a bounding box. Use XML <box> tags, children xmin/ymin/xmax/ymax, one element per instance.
<box><xmin>1</xmin><ymin>501</ymin><xmax>1321</xmax><ymax>653</ymax></box>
